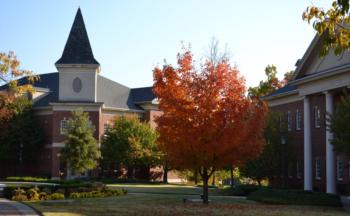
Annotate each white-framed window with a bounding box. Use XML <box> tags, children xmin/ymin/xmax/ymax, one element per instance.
<box><xmin>288</xmin><ymin>163</ymin><xmax>293</xmax><ymax>178</ymax></box>
<box><xmin>279</xmin><ymin>114</ymin><xmax>283</xmax><ymax>130</ymax></box>
<box><xmin>296</xmin><ymin>109</ymin><xmax>301</xmax><ymax>130</ymax></box>
<box><xmin>60</xmin><ymin>118</ymin><xmax>68</xmax><ymax>135</ymax></box>
<box><xmin>337</xmin><ymin>157</ymin><xmax>344</xmax><ymax>181</ymax></box>
<box><xmin>104</xmin><ymin>122</ymin><xmax>110</xmax><ymax>134</ymax></box>
<box><xmin>348</xmin><ymin>161</ymin><xmax>350</xmax><ymax>181</ymax></box>
<box><xmin>287</xmin><ymin>111</ymin><xmax>292</xmax><ymax>131</ymax></box>
<box><xmin>314</xmin><ymin>106</ymin><xmax>321</xmax><ymax>128</ymax></box>
<box><xmin>315</xmin><ymin>158</ymin><xmax>321</xmax><ymax>180</ymax></box>
<box><xmin>296</xmin><ymin>161</ymin><xmax>302</xmax><ymax>179</ymax></box>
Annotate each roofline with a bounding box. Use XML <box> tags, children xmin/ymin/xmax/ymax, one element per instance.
<box><xmin>289</xmin><ymin>63</ymin><xmax>350</xmax><ymax>86</ymax></box>
<box><xmin>262</xmin><ymin>89</ymin><xmax>299</xmax><ymax>100</ymax></box>
<box><xmin>50</xmin><ymin>102</ymin><xmax>104</xmax><ymax>106</ymax></box>
<box><xmin>55</xmin><ymin>63</ymin><xmax>100</xmax><ymax>71</ymax></box>
<box><xmin>292</xmin><ymin>34</ymin><xmax>321</xmax><ymax>80</ymax></box>
<box><xmin>103</xmin><ymin>106</ymin><xmax>145</xmax><ymax>113</ymax></box>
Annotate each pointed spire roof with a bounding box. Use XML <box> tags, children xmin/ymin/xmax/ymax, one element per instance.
<box><xmin>56</xmin><ymin>8</ymin><xmax>99</xmax><ymax>65</ymax></box>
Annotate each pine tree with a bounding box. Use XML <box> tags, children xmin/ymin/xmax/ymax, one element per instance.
<box><xmin>60</xmin><ymin>108</ymin><xmax>101</xmax><ymax>178</ymax></box>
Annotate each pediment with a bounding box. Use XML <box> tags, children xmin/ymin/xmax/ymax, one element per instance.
<box><xmin>294</xmin><ymin>33</ymin><xmax>350</xmax><ymax>80</ymax></box>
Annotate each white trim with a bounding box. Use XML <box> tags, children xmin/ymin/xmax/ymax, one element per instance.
<box><xmin>103</xmin><ymin>106</ymin><xmax>145</xmax><ymax>113</ymax></box>
<box><xmin>262</xmin><ymin>90</ymin><xmax>298</xmax><ymax>101</ymax></box>
<box><xmin>52</xmin><ymin>142</ymin><xmax>65</xmax><ymax>148</ymax></box>
<box><xmin>34</xmin><ymin>87</ymin><xmax>50</xmax><ymax>93</ymax></box>
<box><xmin>55</xmin><ymin>63</ymin><xmax>100</xmax><ymax>70</ymax></box>
<box><xmin>267</xmin><ymin>95</ymin><xmax>302</xmax><ymax>107</ymax></box>
<box><xmin>33</xmin><ymin>109</ymin><xmax>53</xmax><ymax>115</ymax></box>
<box><xmin>50</xmin><ymin>102</ymin><xmax>103</xmax><ymax>112</ymax></box>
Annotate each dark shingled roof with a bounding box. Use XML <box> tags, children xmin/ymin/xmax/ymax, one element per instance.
<box><xmin>0</xmin><ymin>73</ymin><xmax>156</xmax><ymax>110</ymax></box>
<box><xmin>96</xmin><ymin>75</ymin><xmax>139</xmax><ymax>110</ymax></box>
<box><xmin>130</xmin><ymin>87</ymin><xmax>155</xmax><ymax>103</ymax></box>
<box><xmin>55</xmin><ymin>8</ymin><xmax>99</xmax><ymax>65</ymax></box>
<box><xmin>264</xmin><ymin>84</ymin><xmax>297</xmax><ymax>98</ymax></box>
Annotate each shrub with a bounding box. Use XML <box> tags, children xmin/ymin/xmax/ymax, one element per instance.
<box><xmin>221</xmin><ymin>184</ymin><xmax>262</xmax><ymax>196</ymax></box>
<box><xmin>39</xmin><ymin>192</ymin><xmax>49</xmax><ymax>200</ymax></box>
<box><xmin>26</xmin><ymin>188</ymin><xmax>40</xmax><ymax>201</ymax></box>
<box><xmin>69</xmin><ymin>192</ymin><xmax>80</xmax><ymax>199</ymax></box>
<box><xmin>12</xmin><ymin>194</ymin><xmax>28</xmax><ymax>201</ymax></box>
<box><xmin>49</xmin><ymin>193</ymin><xmax>65</xmax><ymax>200</ymax></box>
<box><xmin>68</xmin><ymin>189</ymin><xmax>126</xmax><ymax>199</ymax></box>
<box><xmin>3</xmin><ymin>186</ymin><xmax>31</xmax><ymax>199</ymax></box>
<box><xmin>248</xmin><ymin>188</ymin><xmax>342</xmax><ymax>207</ymax></box>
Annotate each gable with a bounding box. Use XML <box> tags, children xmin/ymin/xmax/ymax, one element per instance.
<box><xmin>294</xmin><ymin>33</ymin><xmax>350</xmax><ymax>80</ymax></box>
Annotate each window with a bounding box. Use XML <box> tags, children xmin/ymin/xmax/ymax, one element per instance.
<box><xmin>104</xmin><ymin>122</ymin><xmax>110</xmax><ymax>134</ymax></box>
<box><xmin>296</xmin><ymin>109</ymin><xmax>301</xmax><ymax>130</ymax></box>
<box><xmin>348</xmin><ymin>161</ymin><xmax>350</xmax><ymax>181</ymax></box>
<box><xmin>288</xmin><ymin>163</ymin><xmax>293</xmax><ymax>178</ymax></box>
<box><xmin>60</xmin><ymin>118</ymin><xmax>68</xmax><ymax>135</ymax></box>
<box><xmin>337</xmin><ymin>158</ymin><xmax>344</xmax><ymax>181</ymax></box>
<box><xmin>314</xmin><ymin>106</ymin><xmax>321</xmax><ymax>128</ymax></box>
<box><xmin>315</xmin><ymin>158</ymin><xmax>321</xmax><ymax>180</ymax></box>
<box><xmin>287</xmin><ymin>111</ymin><xmax>292</xmax><ymax>131</ymax></box>
<box><xmin>279</xmin><ymin>115</ymin><xmax>283</xmax><ymax>130</ymax></box>
<box><xmin>296</xmin><ymin>161</ymin><xmax>302</xmax><ymax>179</ymax></box>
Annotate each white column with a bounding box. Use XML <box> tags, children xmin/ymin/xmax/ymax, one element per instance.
<box><xmin>325</xmin><ymin>91</ymin><xmax>336</xmax><ymax>194</ymax></box>
<box><xmin>304</xmin><ymin>96</ymin><xmax>312</xmax><ymax>191</ymax></box>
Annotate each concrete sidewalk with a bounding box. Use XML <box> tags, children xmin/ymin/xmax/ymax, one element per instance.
<box><xmin>0</xmin><ymin>198</ymin><xmax>39</xmax><ymax>216</ymax></box>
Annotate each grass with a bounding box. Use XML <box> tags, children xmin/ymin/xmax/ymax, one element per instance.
<box><xmin>26</xmin><ymin>183</ymin><xmax>348</xmax><ymax>216</ymax></box>
<box><xmin>27</xmin><ymin>193</ymin><xmax>348</xmax><ymax>216</ymax></box>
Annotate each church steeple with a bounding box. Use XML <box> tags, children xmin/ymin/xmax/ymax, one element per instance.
<box><xmin>56</xmin><ymin>8</ymin><xmax>99</xmax><ymax>65</ymax></box>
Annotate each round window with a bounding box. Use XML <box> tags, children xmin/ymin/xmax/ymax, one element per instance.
<box><xmin>72</xmin><ymin>77</ymin><xmax>82</xmax><ymax>93</ymax></box>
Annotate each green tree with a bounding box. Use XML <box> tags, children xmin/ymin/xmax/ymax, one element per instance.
<box><xmin>240</xmin><ymin>112</ymin><xmax>295</xmax><ymax>186</ymax></box>
<box><xmin>101</xmin><ymin>116</ymin><xmax>160</xmax><ymax>179</ymax></box>
<box><xmin>303</xmin><ymin>0</ymin><xmax>350</xmax><ymax>55</ymax></box>
<box><xmin>248</xmin><ymin>65</ymin><xmax>292</xmax><ymax>98</ymax></box>
<box><xmin>0</xmin><ymin>97</ymin><xmax>42</xmax><ymax>174</ymax></box>
<box><xmin>60</xmin><ymin>108</ymin><xmax>101</xmax><ymax>178</ymax></box>
<box><xmin>329</xmin><ymin>94</ymin><xmax>350</xmax><ymax>156</ymax></box>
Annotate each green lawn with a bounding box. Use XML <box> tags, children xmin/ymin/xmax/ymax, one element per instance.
<box><xmin>28</xmin><ymin>193</ymin><xmax>347</xmax><ymax>216</ymax></box>
<box><xmin>26</xmin><ymin>183</ymin><xmax>348</xmax><ymax>216</ymax></box>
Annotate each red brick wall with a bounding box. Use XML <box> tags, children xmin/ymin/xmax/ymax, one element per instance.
<box><xmin>51</xmin><ymin>110</ymin><xmax>100</xmax><ymax>178</ymax></box>
<box><xmin>144</xmin><ymin>110</ymin><xmax>162</xmax><ymax>129</ymax></box>
<box><xmin>271</xmin><ymin>100</ymin><xmax>304</xmax><ymax>189</ymax></box>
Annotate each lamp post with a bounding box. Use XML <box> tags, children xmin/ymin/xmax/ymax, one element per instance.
<box><xmin>280</xmin><ymin>134</ymin><xmax>287</xmax><ymax>188</ymax></box>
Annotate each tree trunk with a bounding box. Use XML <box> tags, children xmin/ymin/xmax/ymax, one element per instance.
<box><xmin>163</xmin><ymin>164</ymin><xmax>169</xmax><ymax>183</ymax></box>
<box><xmin>194</xmin><ymin>169</ymin><xmax>198</xmax><ymax>185</ymax></box>
<box><xmin>199</xmin><ymin>167</ymin><xmax>214</xmax><ymax>204</ymax></box>
<box><xmin>230</xmin><ymin>164</ymin><xmax>234</xmax><ymax>189</ymax></box>
<box><xmin>66</xmin><ymin>162</ymin><xmax>71</xmax><ymax>180</ymax></box>
<box><xmin>202</xmin><ymin>173</ymin><xmax>209</xmax><ymax>204</ymax></box>
<box><xmin>211</xmin><ymin>171</ymin><xmax>216</xmax><ymax>186</ymax></box>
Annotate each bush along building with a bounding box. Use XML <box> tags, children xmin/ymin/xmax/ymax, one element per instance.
<box><xmin>0</xmin><ymin>9</ymin><xmax>162</xmax><ymax>179</ymax></box>
<box><xmin>263</xmin><ymin>33</ymin><xmax>350</xmax><ymax>194</ymax></box>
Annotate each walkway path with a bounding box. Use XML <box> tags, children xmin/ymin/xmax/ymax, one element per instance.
<box><xmin>0</xmin><ymin>198</ymin><xmax>39</xmax><ymax>216</ymax></box>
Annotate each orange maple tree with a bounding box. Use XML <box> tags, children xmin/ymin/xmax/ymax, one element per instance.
<box><xmin>0</xmin><ymin>51</ymin><xmax>37</xmax><ymax>120</ymax></box>
<box><xmin>153</xmin><ymin>48</ymin><xmax>267</xmax><ymax>203</ymax></box>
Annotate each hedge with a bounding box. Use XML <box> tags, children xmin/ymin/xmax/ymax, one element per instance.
<box><xmin>248</xmin><ymin>188</ymin><xmax>342</xmax><ymax>207</ymax></box>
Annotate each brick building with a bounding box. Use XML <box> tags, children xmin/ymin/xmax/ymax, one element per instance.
<box><xmin>264</xmin><ymin>34</ymin><xmax>350</xmax><ymax>194</ymax></box>
<box><xmin>1</xmin><ymin>9</ymin><xmax>163</xmax><ymax>179</ymax></box>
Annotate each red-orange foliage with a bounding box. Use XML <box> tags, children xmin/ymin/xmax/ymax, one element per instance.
<box><xmin>153</xmin><ymin>49</ymin><xmax>267</xmax><ymax>203</ymax></box>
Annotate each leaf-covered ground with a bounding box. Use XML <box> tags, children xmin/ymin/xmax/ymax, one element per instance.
<box><xmin>27</xmin><ymin>184</ymin><xmax>348</xmax><ymax>216</ymax></box>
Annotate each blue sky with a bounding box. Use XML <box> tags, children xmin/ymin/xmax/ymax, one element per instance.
<box><xmin>0</xmin><ymin>1</ymin><xmax>332</xmax><ymax>88</ymax></box>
